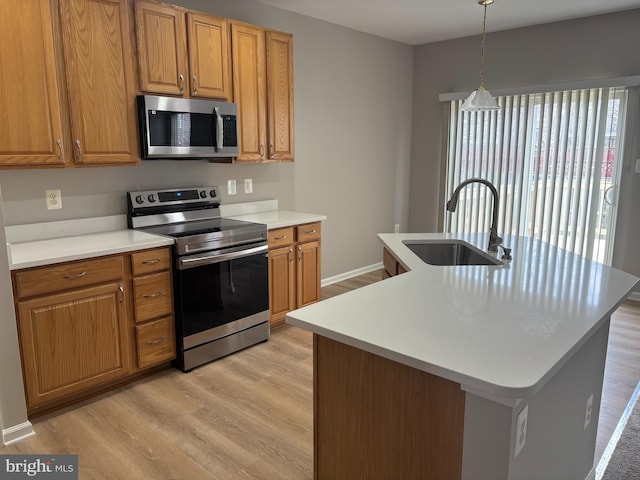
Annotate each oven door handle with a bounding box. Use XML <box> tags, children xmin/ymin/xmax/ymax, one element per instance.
<box><xmin>178</xmin><ymin>243</ymin><xmax>268</xmax><ymax>269</ymax></box>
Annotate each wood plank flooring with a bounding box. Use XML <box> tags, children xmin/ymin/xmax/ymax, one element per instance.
<box><xmin>3</xmin><ymin>269</ymin><xmax>639</xmax><ymax>479</ymax></box>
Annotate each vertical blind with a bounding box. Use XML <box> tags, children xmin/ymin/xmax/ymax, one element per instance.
<box><xmin>444</xmin><ymin>86</ymin><xmax>628</xmax><ymax>264</ymax></box>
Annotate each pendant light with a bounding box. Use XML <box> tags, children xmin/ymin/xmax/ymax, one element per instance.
<box><xmin>461</xmin><ymin>0</ymin><xmax>500</xmax><ymax>111</ymax></box>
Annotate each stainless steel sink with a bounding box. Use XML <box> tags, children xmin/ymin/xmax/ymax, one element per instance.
<box><xmin>403</xmin><ymin>240</ymin><xmax>502</xmax><ymax>266</ymax></box>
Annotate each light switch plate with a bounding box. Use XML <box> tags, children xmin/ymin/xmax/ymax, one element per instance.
<box><xmin>244</xmin><ymin>178</ymin><xmax>253</xmax><ymax>194</ymax></box>
<box><xmin>227</xmin><ymin>179</ymin><xmax>236</xmax><ymax>195</ymax></box>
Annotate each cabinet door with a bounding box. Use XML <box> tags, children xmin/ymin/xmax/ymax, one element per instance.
<box><xmin>59</xmin><ymin>0</ymin><xmax>139</xmax><ymax>165</ymax></box>
<box><xmin>266</xmin><ymin>31</ymin><xmax>294</xmax><ymax>161</ymax></box>
<box><xmin>17</xmin><ymin>282</ymin><xmax>131</xmax><ymax>409</ymax></box>
<box><xmin>268</xmin><ymin>245</ymin><xmax>295</xmax><ymax>326</ymax></box>
<box><xmin>231</xmin><ymin>22</ymin><xmax>267</xmax><ymax>162</ymax></box>
<box><xmin>297</xmin><ymin>240</ymin><xmax>321</xmax><ymax>308</ymax></box>
<box><xmin>0</xmin><ymin>0</ymin><xmax>65</xmax><ymax>166</ymax></box>
<box><xmin>187</xmin><ymin>12</ymin><xmax>231</xmax><ymax>100</ymax></box>
<box><xmin>134</xmin><ymin>0</ymin><xmax>188</xmax><ymax>96</ymax></box>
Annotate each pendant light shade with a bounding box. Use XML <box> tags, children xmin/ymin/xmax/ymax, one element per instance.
<box><xmin>461</xmin><ymin>86</ymin><xmax>500</xmax><ymax>111</ymax></box>
<box><xmin>461</xmin><ymin>0</ymin><xmax>500</xmax><ymax>112</ymax></box>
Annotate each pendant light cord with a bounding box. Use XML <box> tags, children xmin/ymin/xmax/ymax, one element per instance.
<box><xmin>479</xmin><ymin>2</ymin><xmax>488</xmax><ymax>88</ymax></box>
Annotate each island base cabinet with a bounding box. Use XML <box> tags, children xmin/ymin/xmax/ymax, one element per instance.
<box><xmin>313</xmin><ymin>334</ymin><xmax>465</xmax><ymax>480</ymax></box>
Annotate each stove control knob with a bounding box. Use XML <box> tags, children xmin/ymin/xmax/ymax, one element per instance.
<box><xmin>135</xmin><ymin>195</ymin><xmax>144</xmax><ymax>204</ymax></box>
<box><xmin>199</xmin><ymin>190</ymin><xmax>207</xmax><ymax>199</ymax></box>
<box><xmin>209</xmin><ymin>189</ymin><xmax>217</xmax><ymax>198</ymax></box>
<box><xmin>147</xmin><ymin>194</ymin><xmax>156</xmax><ymax>203</ymax></box>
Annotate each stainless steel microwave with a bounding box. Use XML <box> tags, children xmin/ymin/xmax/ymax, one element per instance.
<box><xmin>137</xmin><ymin>95</ymin><xmax>239</xmax><ymax>160</ymax></box>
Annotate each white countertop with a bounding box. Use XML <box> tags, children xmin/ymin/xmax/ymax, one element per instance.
<box><xmin>225</xmin><ymin>210</ymin><xmax>326</xmax><ymax>229</ymax></box>
<box><xmin>8</xmin><ymin>230</ymin><xmax>174</xmax><ymax>270</ymax></box>
<box><xmin>286</xmin><ymin>232</ymin><xmax>639</xmax><ymax>400</ymax></box>
<box><xmin>5</xmin><ymin>204</ymin><xmax>326</xmax><ymax>270</ymax></box>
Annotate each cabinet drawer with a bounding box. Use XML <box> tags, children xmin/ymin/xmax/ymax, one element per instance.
<box><xmin>136</xmin><ymin>316</ymin><xmax>176</xmax><ymax>369</ymax></box>
<box><xmin>268</xmin><ymin>226</ymin><xmax>294</xmax><ymax>248</ymax></box>
<box><xmin>296</xmin><ymin>222</ymin><xmax>321</xmax><ymax>242</ymax></box>
<box><xmin>133</xmin><ymin>272</ymin><xmax>173</xmax><ymax>322</ymax></box>
<box><xmin>131</xmin><ymin>247</ymin><xmax>171</xmax><ymax>275</ymax></box>
<box><xmin>14</xmin><ymin>256</ymin><xmax>124</xmax><ymax>298</ymax></box>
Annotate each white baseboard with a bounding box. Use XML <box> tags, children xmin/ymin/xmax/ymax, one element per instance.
<box><xmin>3</xmin><ymin>421</ymin><xmax>35</xmax><ymax>446</ymax></box>
<box><xmin>321</xmin><ymin>262</ymin><xmax>383</xmax><ymax>287</ymax></box>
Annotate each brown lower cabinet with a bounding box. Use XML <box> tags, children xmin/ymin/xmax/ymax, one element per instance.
<box><xmin>13</xmin><ymin>247</ymin><xmax>175</xmax><ymax>415</ymax></box>
<box><xmin>268</xmin><ymin>222</ymin><xmax>321</xmax><ymax>328</ymax></box>
<box><xmin>383</xmin><ymin>246</ymin><xmax>408</xmax><ymax>279</ymax></box>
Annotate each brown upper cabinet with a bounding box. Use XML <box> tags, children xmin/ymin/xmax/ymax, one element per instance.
<box><xmin>0</xmin><ymin>0</ymin><xmax>65</xmax><ymax>167</ymax></box>
<box><xmin>60</xmin><ymin>0</ymin><xmax>139</xmax><ymax>166</ymax></box>
<box><xmin>0</xmin><ymin>0</ymin><xmax>139</xmax><ymax>168</ymax></box>
<box><xmin>134</xmin><ymin>0</ymin><xmax>232</xmax><ymax>100</ymax></box>
<box><xmin>231</xmin><ymin>22</ymin><xmax>294</xmax><ymax>162</ymax></box>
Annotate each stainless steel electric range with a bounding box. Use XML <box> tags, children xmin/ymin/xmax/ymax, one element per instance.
<box><xmin>127</xmin><ymin>186</ymin><xmax>269</xmax><ymax>371</ymax></box>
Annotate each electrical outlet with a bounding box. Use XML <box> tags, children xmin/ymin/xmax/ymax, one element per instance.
<box><xmin>394</xmin><ymin>224</ymin><xmax>400</xmax><ymax>233</ymax></box>
<box><xmin>514</xmin><ymin>405</ymin><xmax>528</xmax><ymax>458</ymax></box>
<box><xmin>227</xmin><ymin>179</ymin><xmax>236</xmax><ymax>195</ymax></box>
<box><xmin>584</xmin><ymin>394</ymin><xmax>594</xmax><ymax>430</ymax></box>
<box><xmin>244</xmin><ymin>178</ymin><xmax>253</xmax><ymax>194</ymax></box>
<box><xmin>45</xmin><ymin>189</ymin><xmax>62</xmax><ymax>210</ymax></box>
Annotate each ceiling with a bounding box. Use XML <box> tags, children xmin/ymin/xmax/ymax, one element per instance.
<box><xmin>253</xmin><ymin>0</ymin><xmax>640</xmax><ymax>45</ymax></box>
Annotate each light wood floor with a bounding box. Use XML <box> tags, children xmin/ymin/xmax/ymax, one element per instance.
<box><xmin>3</xmin><ymin>269</ymin><xmax>639</xmax><ymax>479</ymax></box>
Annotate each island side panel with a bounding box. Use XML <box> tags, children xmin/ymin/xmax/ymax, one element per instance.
<box><xmin>313</xmin><ymin>334</ymin><xmax>466</xmax><ymax>480</ymax></box>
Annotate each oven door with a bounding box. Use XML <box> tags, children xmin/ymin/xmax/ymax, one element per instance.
<box><xmin>174</xmin><ymin>243</ymin><xmax>269</xmax><ymax>351</ymax></box>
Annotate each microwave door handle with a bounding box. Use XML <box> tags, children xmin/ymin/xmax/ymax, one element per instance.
<box><xmin>214</xmin><ymin>107</ymin><xmax>224</xmax><ymax>152</ymax></box>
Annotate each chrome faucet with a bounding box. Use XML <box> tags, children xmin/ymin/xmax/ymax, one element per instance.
<box><xmin>446</xmin><ymin>178</ymin><xmax>503</xmax><ymax>252</ymax></box>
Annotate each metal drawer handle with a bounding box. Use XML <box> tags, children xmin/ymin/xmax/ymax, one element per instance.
<box><xmin>56</xmin><ymin>139</ymin><xmax>63</xmax><ymax>162</ymax></box>
<box><xmin>75</xmin><ymin>139</ymin><xmax>83</xmax><ymax>162</ymax></box>
<box><xmin>142</xmin><ymin>258</ymin><xmax>161</xmax><ymax>265</ymax></box>
<box><xmin>178</xmin><ymin>74</ymin><xmax>185</xmax><ymax>94</ymax></box>
<box><xmin>303</xmin><ymin>229</ymin><xmax>317</xmax><ymax>235</ymax></box>
<box><xmin>64</xmin><ymin>271</ymin><xmax>87</xmax><ymax>279</ymax></box>
<box><xmin>145</xmin><ymin>336</ymin><xmax>167</xmax><ymax>345</ymax></box>
<box><xmin>143</xmin><ymin>291</ymin><xmax>163</xmax><ymax>299</ymax></box>
<box><xmin>119</xmin><ymin>284</ymin><xmax>124</xmax><ymax>304</ymax></box>
<box><xmin>274</xmin><ymin>234</ymin><xmax>287</xmax><ymax>240</ymax></box>
<box><xmin>192</xmin><ymin>75</ymin><xmax>198</xmax><ymax>95</ymax></box>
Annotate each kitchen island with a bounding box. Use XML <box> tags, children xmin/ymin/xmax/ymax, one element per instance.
<box><xmin>286</xmin><ymin>233</ymin><xmax>639</xmax><ymax>480</ymax></box>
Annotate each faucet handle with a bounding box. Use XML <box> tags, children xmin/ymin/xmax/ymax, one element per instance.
<box><xmin>500</xmin><ymin>246</ymin><xmax>512</xmax><ymax>261</ymax></box>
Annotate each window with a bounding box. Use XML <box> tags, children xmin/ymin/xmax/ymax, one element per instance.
<box><xmin>443</xmin><ymin>86</ymin><xmax>628</xmax><ymax>265</ymax></box>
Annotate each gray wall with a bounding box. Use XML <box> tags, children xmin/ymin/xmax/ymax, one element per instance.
<box><xmin>0</xmin><ymin>0</ymin><xmax>414</xmax><ymax>280</ymax></box>
<box><xmin>410</xmin><ymin>9</ymin><xmax>640</xmax><ymax>278</ymax></box>
<box><xmin>0</xmin><ymin>186</ymin><xmax>30</xmax><ymax>443</ymax></box>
